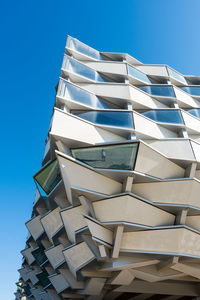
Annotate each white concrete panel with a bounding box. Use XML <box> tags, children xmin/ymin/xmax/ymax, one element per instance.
<box><xmin>136</xmin><ymin>65</ymin><xmax>168</xmax><ymax>77</ymax></box>
<box><xmin>57</xmin><ymin>153</ymin><xmax>122</xmax><ymax>203</ymax></box>
<box><xmin>41</xmin><ymin>207</ymin><xmax>63</xmax><ymax>242</ymax></box>
<box><xmin>191</xmin><ymin>140</ymin><xmax>200</xmax><ymax>162</ymax></box>
<box><xmin>93</xmin><ymin>195</ymin><xmax>175</xmax><ymax>226</ymax></box>
<box><xmin>60</xmin><ymin>205</ymin><xmax>88</xmax><ymax>243</ymax></box>
<box><xmin>49</xmin><ymin>274</ymin><xmax>69</xmax><ymax>293</ymax></box>
<box><xmin>132</xmin><ymin>179</ymin><xmax>200</xmax><ymax>208</ymax></box>
<box><xmin>84</xmin><ymin>61</ymin><xmax>127</xmax><ymax>75</ymax></box>
<box><xmin>174</xmin><ymin>87</ymin><xmax>199</xmax><ymax>108</ymax></box>
<box><xmin>182</xmin><ymin>111</ymin><xmax>200</xmax><ymax>133</ymax></box>
<box><xmin>120</xmin><ymin>228</ymin><xmax>200</xmax><ymax>257</ymax></box>
<box><xmin>26</xmin><ymin>215</ymin><xmax>44</xmax><ymax>241</ymax></box>
<box><xmin>145</xmin><ymin>139</ymin><xmax>195</xmax><ymax>161</ymax></box>
<box><xmin>45</xmin><ymin>244</ymin><xmax>65</xmax><ymax>269</ymax></box>
<box><xmin>135</xmin><ymin>142</ymin><xmax>184</xmax><ymax>179</ymax></box>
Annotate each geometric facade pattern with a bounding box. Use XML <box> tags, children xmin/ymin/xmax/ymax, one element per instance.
<box><xmin>15</xmin><ymin>36</ymin><xmax>200</xmax><ymax>299</ymax></box>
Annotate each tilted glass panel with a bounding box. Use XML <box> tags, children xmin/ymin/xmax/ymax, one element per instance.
<box><xmin>128</xmin><ymin>65</ymin><xmax>151</xmax><ymax>84</ymax></box>
<box><xmin>36</xmin><ymin>271</ymin><xmax>50</xmax><ymax>287</ymax></box>
<box><xmin>140</xmin><ymin>85</ymin><xmax>175</xmax><ymax>97</ymax></box>
<box><xmin>142</xmin><ymin>109</ymin><xmax>183</xmax><ymax>124</ymax></box>
<box><xmin>168</xmin><ymin>67</ymin><xmax>187</xmax><ymax>84</ymax></box>
<box><xmin>32</xmin><ymin>246</ymin><xmax>47</xmax><ymax>265</ymax></box>
<box><xmin>63</xmin><ymin>56</ymin><xmax>106</xmax><ymax>82</ymax></box>
<box><xmin>34</xmin><ymin>160</ymin><xmax>62</xmax><ymax>195</ymax></box>
<box><xmin>73</xmin><ymin>110</ymin><xmax>134</xmax><ymax>128</ymax></box>
<box><xmin>68</xmin><ymin>37</ymin><xmax>103</xmax><ymax>60</ymax></box>
<box><xmin>181</xmin><ymin>86</ymin><xmax>200</xmax><ymax>96</ymax></box>
<box><xmin>72</xmin><ymin>143</ymin><xmax>138</xmax><ymax>170</ymax></box>
<box><xmin>187</xmin><ymin>108</ymin><xmax>200</xmax><ymax>118</ymax></box>
<box><xmin>58</xmin><ymin>80</ymin><xmax>109</xmax><ymax>109</ymax></box>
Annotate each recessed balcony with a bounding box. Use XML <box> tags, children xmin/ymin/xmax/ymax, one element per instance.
<box><xmin>32</xmin><ymin>245</ymin><xmax>48</xmax><ymax>266</ymax></box>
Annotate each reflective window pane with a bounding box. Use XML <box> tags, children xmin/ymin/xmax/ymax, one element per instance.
<box><xmin>73</xmin><ymin>111</ymin><xmax>134</xmax><ymax>128</ymax></box>
<box><xmin>23</xmin><ymin>285</ymin><xmax>31</xmax><ymax>297</ymax></box>
<box><xmin>140</xmin><ymin>85</ymin><xmax>175</xmax><ymax>97</ymax></box>
<box><xmin>63</xmin><ymin>56</ymin><xmax>105</xmax><ymax>82</ymax></box>
<box><xmin>168</xmin><ymin>67</ymin><xmax>187</xmax><ymax>84</ymax></box>
<box><xmin>58</xmin><ymin>80</ymin><xmax>109</xmax><ymax>109</ymax></box>
<box><xmin>181</xmin><ymin>86</ymin><xmax>200</xmax><ymax>96</ymax></box>
<box><xmin>128</xmin><ymin>65</ymin><xmax>151</xmax><ymax>84</ymax></box>
<box><xmin>32</xmin><ymin>246</ymin><xmax>47</xmax><ymax>265</ymax></box>
<box><xmin>34</xmin><ymin>160</ymin><xmax>62</xmax><ymax>195</ymax></box>
<box><xmin>72</xmin><ymin>143</ymin><xmax>138</xmax><ymax>170</ymax></box>
<box><xmin>187</xmin><ymin>108</ymin><xmax>200</xmax><ymax>118</ymax></box>
<box><xmin>142</xmin><ymin>109</ymin><xmax>183</xmax><ymax>124</ymax></box>
<box><xmin>36</xmin><ymin>270</ymin><xmax>50</xmax><ymax>287</ymax></box>
<box><xmin>68</xmin><ymin>37</ymin><xmax>103</xmax><ymax>60</ymax></box>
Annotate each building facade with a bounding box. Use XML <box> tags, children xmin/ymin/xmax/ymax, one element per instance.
<box><xmin>15</xmin><ymin>36</ymin><xmax>200</xmax><ymax>300</ymax></box>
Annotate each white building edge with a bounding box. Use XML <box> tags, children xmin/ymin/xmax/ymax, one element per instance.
<box><xmin>15</xmin><ymin>36</ymin><xmax>200</xmax><ymax>300</ymax></box>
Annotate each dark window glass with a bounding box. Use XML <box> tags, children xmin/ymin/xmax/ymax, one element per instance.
<box><xmin>73</xmin><ymin>111</ymin><xmax>134</xmax><ymax>128</ymax></box>
<box><xmin>36</xmin><ymin>270</ymin><xmax>50</xmax><ymax>288</ymax></box>
<box><xmin>187</xmin><ymin>108</ymin><xmax>200</xmax><ymax>118</ymax></box>
<box><xmin>32</xmin><ymin>246</ymin><xmax>47</xmax><ymax>265</ymax></box>
<box><xmin>181</xmin><ymin>86</ymin><xmax>200</xmax><ymax>96</ymax></box>
<box><xmin>34</xmin><ymin>160</ymin><xmax>62</xmax><ymax>195</ymax></box>
<box><xmin>23</xmin><ymin>285</ymin><xmax>31</xmax><ymax>296</ymax></box>
<box><xmin>142</xmin><ymin>109</ymin><xmax>183</xmax><ymax>124</ymax></box>
<box><xmin>72</xmin><ymin>143</ymin><xmax>138</xmax><ymax>170</ymax></box>
<box><xmin>140</xmin><ymin>85</ymin><xmax>175</xmax><ymax>97</ymax></box>
<box><xmin>59</xmin><ymin>80</ymin><xmax>109</xmax><ymax>109</ymax></box>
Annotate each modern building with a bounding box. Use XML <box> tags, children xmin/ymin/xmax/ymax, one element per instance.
<box><xmin>15</xmin><ymin>36</ymin><xmax>200</xmax><ymax>300</ymax></box>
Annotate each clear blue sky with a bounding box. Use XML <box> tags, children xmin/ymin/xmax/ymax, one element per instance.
<box><xmin>1</xmin><ymin>0</ymin><xmax>200</xmax><ymax>299</ymax></box>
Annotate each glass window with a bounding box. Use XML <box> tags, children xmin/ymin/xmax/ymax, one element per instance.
<box><xmin>187</xmin><ymin>108</ymin><xmax>200</xmax><ymax>118</ymax></box>
<box><xmin>23</xmin><ymin>285</ymin><xmax>31</xmax><ymax>296</ymax></box>
<box><xmin>140</xmin><ymin>85</ymin><xmax>175</xmax><ymax>97</ymax></box>
<box><xmin>68</xmin><ymin>37</ymin><xmax>103</xmax><ymax>60</ymax></box>
<box><xmin>34</xmin><ymin>160</ymin><xmax>62</xmax><ymax>195</ymax></box>
<box><xmin>63</xmin><ymin>56</ymin><xmax>106</xmax><ymax>82</ymax></box>
<box><xmin>32</xmin><ymin>246</ymin><xmax>47</xmax><ymax>265</ymax></box>
<box><xmin>72</xmin><ymin>111</ymin><xmax>134</xmax><ymax>128</ymax></box>
<box><xmin>142</xmin><ymin>109</ymin><xmax>183</xmax><ymax>124</ymax></box>
<box><xmin>36</xmin><ymin>270</ymin><xmax>50</xmax><ymax>288</ymax></box>
<box><xmin>58</xmin><ymin>80</ymin><xmax>109</xmax><ymax>109</ymax></box>
<box><xmin>181</xmin><ymin>86</ymin><xmax>200</xmax><ymax>96</ymax></box>
<box><xmin>128</xmin><ymin>65</ymin><xmax>151</xmax><ymax>84</ymax></box>
<box><xmin>72</xmin><ymin>143</ymin><xmax>138</xmax><ymax>170</ymax></box>
<box><xmin>168</xmin><ymin>67</ymin><xmax>187</xmax><ymax>84</ymax></box>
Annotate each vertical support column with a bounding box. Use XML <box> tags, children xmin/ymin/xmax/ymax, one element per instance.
<box><xmin>112</xmin><ymin>225</ymin><xmax>124</xmax><ymax>258</ymax></box>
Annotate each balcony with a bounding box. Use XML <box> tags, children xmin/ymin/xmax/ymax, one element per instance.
<box><xmin>167</xmin><ymin>67</ymin><xmax>187</xmax><ymax>85</ymax></box>
<box><xmin>72</xmin><ymin>110</ymin><xmax>134</xmax><ymax>129</ymax></box>
<box><xmin>127</xmin><ymin>65</ymin><xmax>151</xmax><ymax>85</ymax></box>
<box><xmin>140</xmin><ymin>85</ymin><xmax>175</xmax><ymax>98</ymax></box>
<box><xmin>34</xmin><ymin>160</ymin><xmax>62</xmax><ymax>195</ymax></box>
<box><xmin>71</xmin><ymin>142</ymin><xmax>139</xmax><ymax>170</ymax></box>
<box><xmin>66</xmin><ymin>36</ymin><xmax>103</xmax><ymax>60</ymax></box>
<box><xmin>36</xmin><ymin>270</ymin><xmax>50</xmax><ymax>288</ymax></box>
<box><xmin>181</xmin><ymin>86</ymin><xmax>200</xmax><ymax>97</ymax></box>
<box><xmin>57</xmin><ymin>79</ymin><xmax>110</xmax><ymax>109</ymax></box>
<box><xmin>141</xmin><ymin>109</ymin><xmax>184</xmax><ymax>124</ymax></box>
<box><xmin>62</xmin><ymin>56</ymin><xmax>106</xmax><ymax>82</ymax></box>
